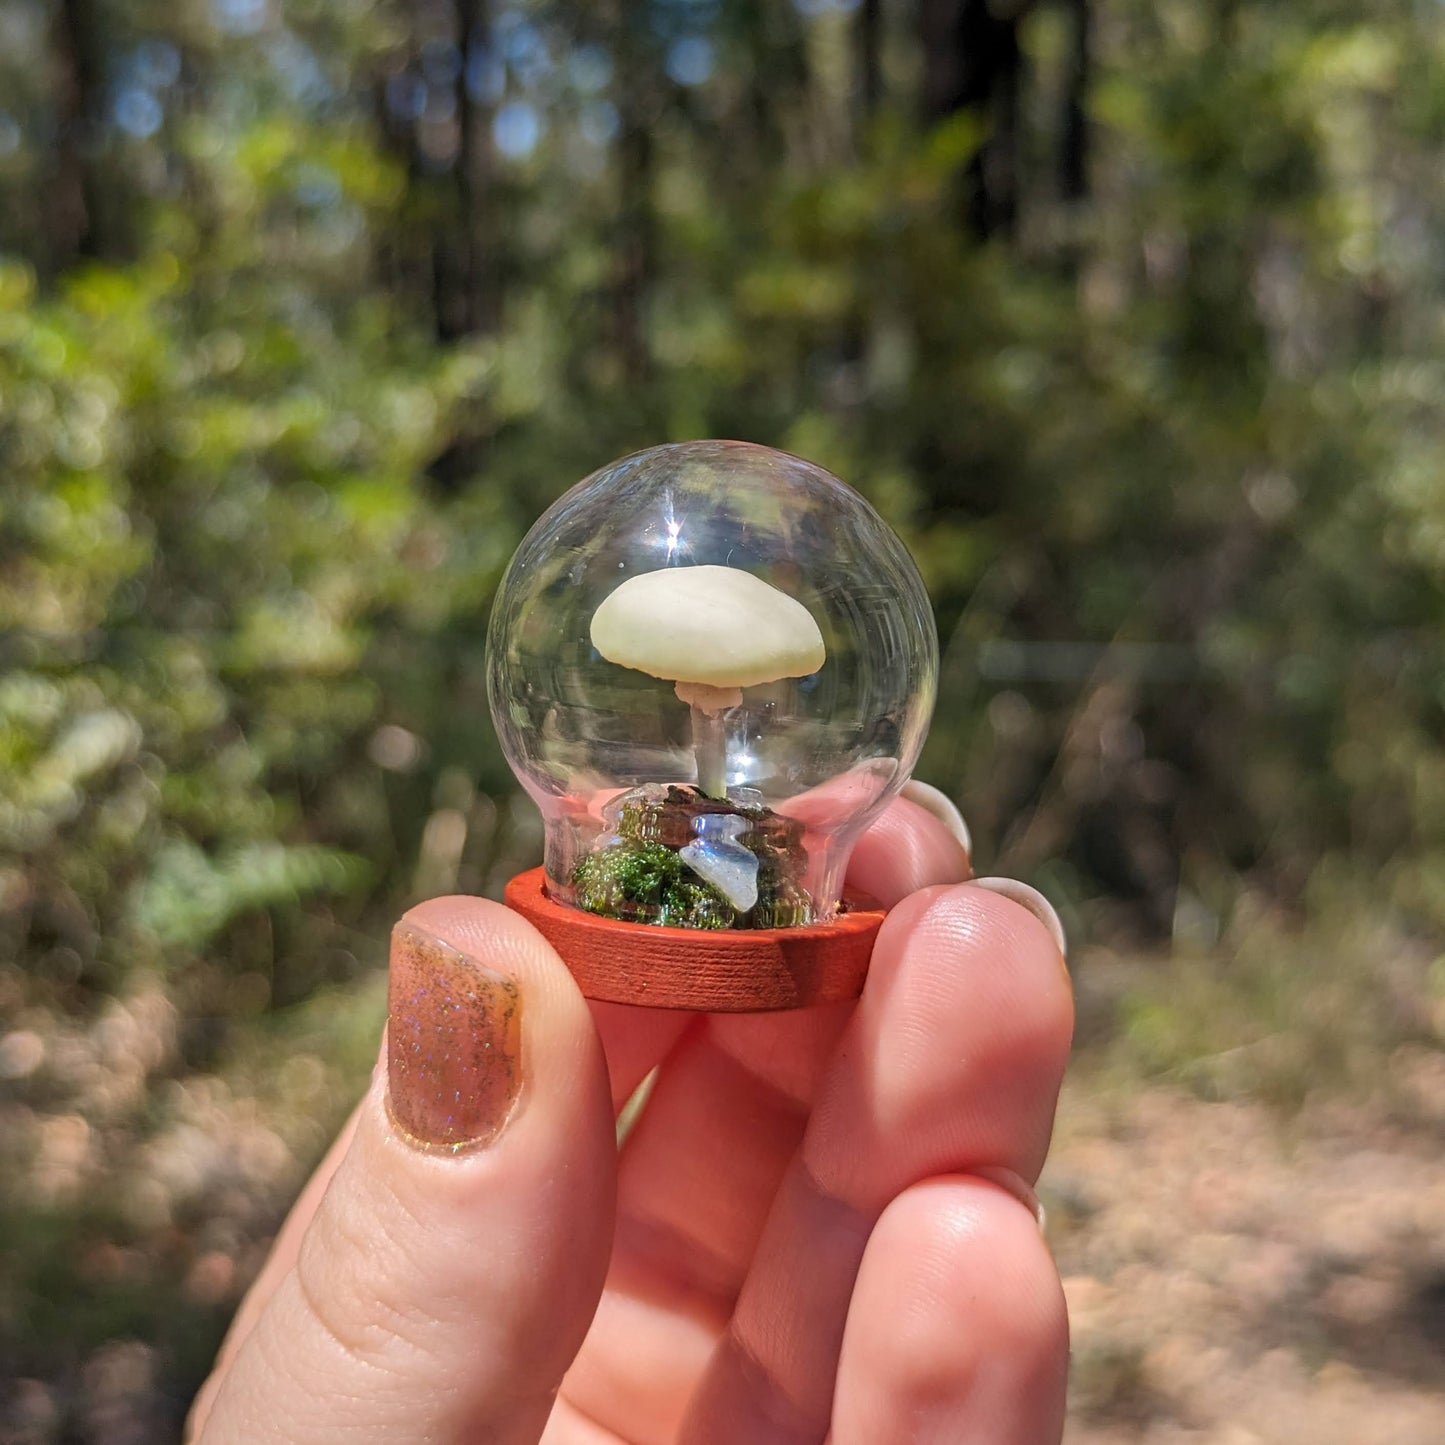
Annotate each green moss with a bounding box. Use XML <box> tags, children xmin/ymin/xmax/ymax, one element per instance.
<box><xmin>753</xmin><ymin>870</ymin><xmax>813</xmax><ymax>928</ymax></box>
<box><xmin>573</xmin><ymin>788</ymin><xmax>814</xmax><ymax>930</ymax></box>
<box><xmin>659</xmin><ymin>876</ymin><xmax>738</xmax><ymax>929</ymax></box>
<box><xmin>574</xmin><ymin>839</ymin><xmax>737</xmax><ymax>928</ymax></box>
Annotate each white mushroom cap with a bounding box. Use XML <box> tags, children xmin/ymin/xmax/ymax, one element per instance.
<box><xmin>590</xmin><ymin>564</ymin><xmax>825</xmax><ymax>689</ymax></box>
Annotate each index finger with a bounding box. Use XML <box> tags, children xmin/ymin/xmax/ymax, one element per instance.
<box><xmin>846</xmin><ymin>785</ymin><xmax>972</xmax><ymax>907</ymax></box>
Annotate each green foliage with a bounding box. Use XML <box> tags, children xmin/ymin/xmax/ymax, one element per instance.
<box><xmin>134</xmin><ymin>840</ymin><xmax>369</xmax><ymax>951</ymax></box>
<box><xmin>0</xmin><ymin>242</ymin><xmax>495</xmax><ymax>998</ymax></box>
<box><xmin>3</xmin><ymin>0</ymin><xmax>1445</xmax><ymax>1434</ymax></box>
<box><xmin>1097</xmin><ymin>869</ymin><xmax>1439</xmax><ymax>1112</ymax></box>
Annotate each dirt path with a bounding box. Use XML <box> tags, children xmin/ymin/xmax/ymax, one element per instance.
<box><xmin>1046</xmin><ymin>1051</ymin><xmax>1445</xmax><ymax>1444</ymax></box>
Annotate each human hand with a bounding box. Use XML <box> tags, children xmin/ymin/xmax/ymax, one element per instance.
<box><xmin>188</xmin><ymin>785</ymin><xmax>1073</xmax><ymax>1444</ymax></box>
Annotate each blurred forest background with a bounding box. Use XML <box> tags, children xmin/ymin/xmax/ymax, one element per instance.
<box><xmin>3</xmin><ymin>0</ymin><xmax>1445</xmax><ymax>1440</ymax></box>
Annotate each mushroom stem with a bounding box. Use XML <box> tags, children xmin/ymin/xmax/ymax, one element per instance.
<box><xmin>674</xmin><ymin>681</ymin><xmax>743</xmax><ymax>799</ymax></box>
<box><xmin>692</xmin><ymin>704</ymin><xmax>729</xmax><ymax>800</ymax></box>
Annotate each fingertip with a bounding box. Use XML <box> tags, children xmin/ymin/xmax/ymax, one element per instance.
<box><xmin>899</xmin><ymin>780</ymin><xmax>972</xmax><ymax>855</ymax></box>
<box><xmin>965</xmin><ymin>877</ymin><xmax>1068</xmax><ymax>965</ymax></box>
<box><xmin>836</xmin><ymin>1176</ymin><xmax>1068</xmax><ymax>1444</ymax></box>
<box><xmin>871</xmin><ymin>1176</ymin><xmax>1067</xmax><ymax>1348</ymax></box>
<box><xmin>847</xmin><ymin>796</ymin><xmax>971</xmax><ymax>907</ymax></box>
<box><xmin>385</xmin><ymin>894</ymin><xmax>615</xmax><ymax>1172</ymax></box>
<box><xmin>399</xmin><ymin>894</ymin><xmax>585</xmax><ymax>1011</ymax></box>
<box><xmin>871</xmin><ymin>881</ymin><xmax>1075</xmax><ymax>1050</ymax></box>
<box><xmin>808</xmin><ymin>881</ymin><xmax>1074</xmax><ymax>1189</ymax></box>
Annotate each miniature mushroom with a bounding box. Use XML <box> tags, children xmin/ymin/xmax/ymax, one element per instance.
<box><xmin>590</xmin><ymin>564</ymin><xmax>825</xmax><ymax>798</ymax></box>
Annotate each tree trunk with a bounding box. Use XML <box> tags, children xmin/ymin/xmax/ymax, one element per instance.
<box><xmin>918</xmin><ymin>0</ymin><xmax>1024</xmax><ymax>240</ymax></box>
<box><xmin>1059</xmin><ymin>0</ymin><xmax>1090</xmax><ymax>201</ymax></box>
<box><xmin>447</xmin><ymin>0</ymin><xmax>500</xmax><ymax>338</ymax></box>
<box><xmin>857</xmin><ymin>0</ymin><xmax>883</xmax><ymax>124</ymax></box>
<box><xmin>47</xmin><ymin>0</ymin><xmax>114</xmax><ymax>269</ymax></box>
<box><xmin>373</xmin><ymin>39</ymin><xmax>435</xmax><ymax>331</ymax></box>
<box><xmin>613</xmin><ymin>12</ymin><xmax>655</xmax><ymax>384</ymax></box>
<box><xmin>614</xmin><ymin>117</ymin><xmax>654</xmax><ymax>383</ymax></box>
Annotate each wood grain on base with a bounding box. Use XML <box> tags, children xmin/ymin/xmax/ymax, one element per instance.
<box><xmin>504</xmin><ymin>867</ymin><xmax>885</xmax><ymax>1012</ymax></box>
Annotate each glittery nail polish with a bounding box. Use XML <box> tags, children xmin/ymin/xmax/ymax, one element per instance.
<box><xmin>386</xmin><ymin>922</ymin><xmax>523</xmax><ymax>1153</ymax></box>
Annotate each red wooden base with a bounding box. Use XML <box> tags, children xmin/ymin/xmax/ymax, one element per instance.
<box><xmin>504</xmin><ymin>867</ymin><xmax>886</xmax><ymax>1012</ymax></box>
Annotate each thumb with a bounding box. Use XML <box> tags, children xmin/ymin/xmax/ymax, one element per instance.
<box><xmin>195</xmin><ymin>897</ymin><xmax>617</xmax><ymax>1445</ymax></box>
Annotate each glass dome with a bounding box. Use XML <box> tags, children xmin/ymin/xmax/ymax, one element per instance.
<box><xmin>486</xmin><ymin>441</ymin><xmax>937</xmax><ymax>930</ymax></box>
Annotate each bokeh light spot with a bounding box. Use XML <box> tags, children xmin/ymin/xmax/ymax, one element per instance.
<box><xmin>115</xmin><ymin>88</ymin><xmax>163</xmax><ymax>140</ymax></box>
<box><xmin>666</xmin><ymin>36</ymin><xmax>714</xmax><ymax>88</ymax></box>
<box><xmin>493</xmin><ymin>100</ymin><xmax>542</xmax><ymax>160</ymax></box>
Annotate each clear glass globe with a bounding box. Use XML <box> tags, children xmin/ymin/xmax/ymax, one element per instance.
<box><xmin>486</xmin><ymin>440</ymin><xmax>937</xmax><ymax>930</ymax></box>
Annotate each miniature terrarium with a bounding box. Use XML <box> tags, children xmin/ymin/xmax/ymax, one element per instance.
<box><xmin>486</xmin><ymin>440</ymin><xmax>937</xmax><ymax>939</ymax></box>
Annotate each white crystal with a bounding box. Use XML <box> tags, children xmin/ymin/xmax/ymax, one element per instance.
<box><xmin>680</xmin><ymin>812</ymin><xmax>759</xmax><ymax>912</ymax></box>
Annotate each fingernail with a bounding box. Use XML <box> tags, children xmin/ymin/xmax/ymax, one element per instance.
<box><xmin>972</xmin><ymin>1167</ymin><xmax>1048</xmax><ymax>1234</ymax></box>
<box><xmin>967</xmin><ymin>877</ymin><xmax>1068</xmax><ymax>962</ymax></box>
<box><xmin>386</xmin><ymin>922</ymin><xmax>523</xmax><ymax>1153</ymax></box>
<box><xmin>901</xmin><ymin>780</ymin><xmax>972</xmax><ymax>855</ymax></box>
